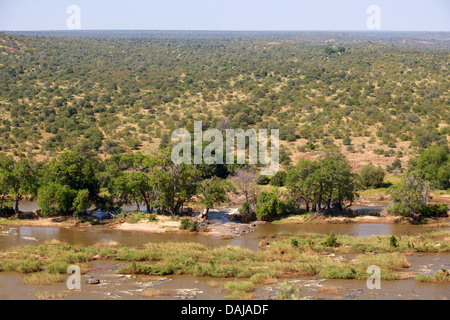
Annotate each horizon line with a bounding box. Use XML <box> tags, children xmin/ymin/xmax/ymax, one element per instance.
<box><xmin>2</xmin><ymin>29</ymin><xmax>450</xmax><ymax>33</ymax></box>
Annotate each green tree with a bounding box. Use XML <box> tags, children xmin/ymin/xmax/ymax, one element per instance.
<box><xmin>317</xmin><ymin>153</ymin><xmax>358</xmax><ymax>211</ymax></box>
<box><xmin>3</xmin><ymin>157</ymin><xmax>38</xmax><ymax>217</ymax></box>
<box><xmin>37</xmin><ymin>183</ymin><xmax>77</xmax><ymax>216</ymax></box>
<box><xmin>254</xmin><ymin>191</ymin><xmax>285</xmax><ymax>221</ymax></box>
<box><xmin>269</xmin><ymin>171</ymin><xmax>286</xmax><ymax>187</ymax></box>
<box><xmin>73</xmin><ymin>189</ymin><xmax>91</xmax><ymax>214</ymax></box>
<box><xmin>324</xmin><ymin>46</ymin><xmax>336</xmax><ymax>55</ymax></box>
<box><xmin>197</xmin><ymin>177</ymin><xmax>231</xmax><ymax>220</ymax></box>
<box><xmin>415</xmin><ymin>145</ymin><xmax>449</xmax><ymax>189</ymax></box>
<box><xmin>112</xmin><ymin>169</ymin><xmax>160</xmax><ymax>214</ymax></box>
<box><xmin>43</xmin><ymin>151</ymin><xmax>100</xmax><ymax>205</ymax></box>
<box><xmin>37</xmin><ymin>151</ymin><xmax>102</xmax><ymax>216</ymax></box>
<box><xmin>359</xmin><ymin>164</ymin><xmax>385</xmax><ymax>189</ymax></box>
<box><xmin>113</xmin><ymin>173</ymin><xmax>146</xmax><ymax>212</ymax></box>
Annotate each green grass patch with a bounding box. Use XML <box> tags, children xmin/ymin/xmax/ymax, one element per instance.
<box><xmin>416</xmin><ymin>269</ymin><xmax>450</xmax><ymax>283</ymax></box>
<box><xmin>23</xmin><ymin>272</ymin><xmax>64</xmax><ymax>285</ymax></box>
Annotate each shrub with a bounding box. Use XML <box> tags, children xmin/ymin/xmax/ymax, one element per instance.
<box><xmin>256</xmin><ymin>175</ymin><xmax>270</xmax><ymax>185</ymax></box>
<box><xmin>269</xmin><ymin>171</ymin><xmax>286</xmax><ymax>187</ymax></box>
<box><xmin>0</xmin><ymin>206</ymin><xmax>15</xmax><ymax>217</ymax></box>
<box><xmin>189</xmin><ymin>221</ymin><xmax>199</xmax><ymax>232</ymax></box>
<box><xmin>46</xmin><ymin>260</ymin><xmax>70</xmax><ymax>274</ymax></box>
<box><xmin>131</xmin><ymin>212</ymin><xmax>148</xmax><ymax>223</ymax></box>
<box><xmin>390</xmin><ymin>235</ymin><xmax>398</xmax><ymax>248</ymax></box>
<box><xmin>180</xmin><ymin>219</ymin><xmax>191</xmax><ymax>230</ymax></box>
<box><xmin>359</xmin><ymin>164</ymin><xmax>385</xmax><ymax>188</ymax></box>
<box><xmin>322</xmin><ymin>231</ymin><xmax>340</xmax><ymax>247</ymax></box>
<box><xmin>343</xmin><ymin>135</ymin><xmax>352</xmax><ymax>146</ymax></box>
<box><xmin>179</xmin><ymin>219</ymin><xmax>198</xmax><ymax>232</ymax></box>
<box><xmin>420</xmin><ymin>204</ymin><xmax>448</xmax><ymax>218</ymax></box>
<box><xmin>306</xmin><ymin>142</ymin><xmax>316</xmax><ymax>150</ymax></box>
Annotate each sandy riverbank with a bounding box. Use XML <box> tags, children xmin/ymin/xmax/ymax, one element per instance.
<box><xmin>110</xmin><ymin>215</ymin><xmax>181</xmax><ymax>233</ymax></box>
<box><xmin>272</xmin><ymin>214</ymin><xmax>450</xmax><ymax>226</ymax></box>
<box><xmin>0</xmin><ymin>217</ymin><xmax>85</xmax><ymax>228</ymax></box>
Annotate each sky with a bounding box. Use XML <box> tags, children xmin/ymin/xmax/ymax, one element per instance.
<box><xmin>0</xmin><ymin>0</ymin><xmax>449</xmax><ymax>32</ymax></box>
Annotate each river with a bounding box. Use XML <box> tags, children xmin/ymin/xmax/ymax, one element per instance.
<box><xmin>0</xmin><ymin>203</ymin><xmax>449</xmax><ymax>300</ymax></box>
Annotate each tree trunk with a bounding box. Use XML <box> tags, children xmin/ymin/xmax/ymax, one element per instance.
<box><xmin>135</xmin><ymin>200</ymin><xmax>140</xmax><ymax>213</ymax></box>
<box><xmin>14</xmin><ymin>196</ymin><xmax>20</xmax><ymax>219</ymax></box>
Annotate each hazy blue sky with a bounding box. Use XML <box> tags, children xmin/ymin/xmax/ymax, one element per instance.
<box><xmin>0</xmin><ymin>0</ymin><xmax>449</xmax><ymax>31</ymax></box>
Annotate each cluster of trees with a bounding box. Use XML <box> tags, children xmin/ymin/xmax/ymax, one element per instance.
<box><xmin>252</xmin><ymin>145</ymin><xmax>449</xmax><ymax>221</ymax></box>
<box><xmin>412</xmin><ymin>145</ymin><xmax>450</xmax><ymax>190</ymax></box>
<box><xmin>324</xmin><ymin>46</ymin><xmax>346</xmax><ymax>55</ymax></box>
<box><xmin>0</xmin><ymin>150</ymin><xmax>232</xmax><ymax>219</ymax></box>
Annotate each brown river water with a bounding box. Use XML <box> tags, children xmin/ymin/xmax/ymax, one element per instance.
<box><xmin>0</xmin><ymin>203</ymin><xmax>449</xmax><ymax>300</ymax></box>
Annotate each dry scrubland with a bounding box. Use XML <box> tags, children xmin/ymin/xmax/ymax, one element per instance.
<box><xmin>0</xmin><ymin>32</ymin><xmax>448</xmax><ymax>171</ymax></box>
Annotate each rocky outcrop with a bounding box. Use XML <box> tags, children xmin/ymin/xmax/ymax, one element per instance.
<box><xmin>86</xmin><ymin>277</ymin><xmax>100</xmax><ymax>285</ymax></box>
<box><xmin>207</xmin><ymin>222</ymin><xmax>259</xmax><ymax>237</ymax></box>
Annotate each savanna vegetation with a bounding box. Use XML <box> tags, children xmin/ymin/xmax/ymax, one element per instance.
<box><xmin>0</xmin><ymin>31</ymin><xmax>448</xmax><ymax>164</ymax></box>
<box><xmin>0</xmin><ymin>31</ymin><xmax>448</xmax><ymax>224</ymax></box>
